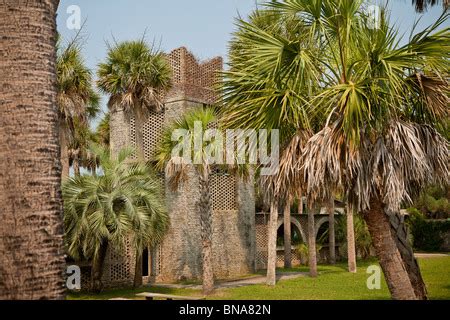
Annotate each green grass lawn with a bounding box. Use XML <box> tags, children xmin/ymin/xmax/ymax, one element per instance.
<box><xmin>68</xmin><ymin>256</ymin><xmax>450</xmax><ymax>300</ymax></box>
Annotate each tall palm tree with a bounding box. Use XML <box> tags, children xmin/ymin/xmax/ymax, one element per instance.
<box><xmin>222</xmin><ymin>0</ymin><xmax>448</xmax><ymax>299</ymax></box>
<box><xmin>57</xmin><ymin>40</ymin><xmax>100</xmax><ymax>178</ymax></box>
<box><xmin>283</xmin><ymin>198</ymin><xmax>292</xmax><ymax>268</ymax></box>
<box><xmin>0</xmin><ymin>0</ymin><xmax>65</xmax><ymax>299</ymax></box>
<box><xmin>97</xmin><ymin>40</ymin><xmax>172</xmax><ymax>160</ymax></box>
<box><xmin>68</xmin><ymin>119</ymin><xmax>94</xmax><ymax>177</ymax></box>
<box><xmin>155</xmin><ymin>107</ymin><xmax>221</xmax><ymax>295</ymax></box>
<box><xmin>223</xmin><ymin>7</ymin><xmax>319</xmax><ymax>285</ymax></box>
<box><xmin>413</xmin><ymin>0</ymin><xmax>449</xmax><ymax>12</ymax></box>
<box><xmin>327</xmin><ymin>199</ymin><xmax>336</xmax><ymax>264</ymax></box>
<box><xmin>95</xmin><ymin>112</ymin><xmax>111</xmax><ymax>149</ymax></box>
<box><xmin>63</xmin><ymin>145</ymin><xmax>169</xmax><ymax>292</ymax></box>
<box><xmin>346</xmin><ymin>204</ymin><xmax>357</xmax><ymax>273</ymax></box>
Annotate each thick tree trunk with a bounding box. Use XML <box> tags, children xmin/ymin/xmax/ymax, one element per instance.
<box><xmin>389</xmin><ymin>212</ymin><xmax>427</xmax><ymax>300</ymax></box>
<box><xmin>266</xmin><ymin>200</ymin><xmax>278</xmax><ymax>285</ymax></box>
<box><xmin>307</xmin><ymin>206</ymin><xmax>317</xmax><ymax>277</ymax></box>
<box><xmin>327</xmin><ymin>199</ymin><xmax>336</xmax><ymax>264</ymax></box>
<box><xmin>346</xmin><ymin>203</ymin><xmax>357</xmax><ymax>273</ymax></box>
<box><xmin>283</xmin><ymin>199</ymin><xmax>292</xmax><ymax>268</ymax></box>
<box><xmin>363</xmin><ymin>196</ymin><xmax>417</xmax><ymax>300</ymax></box>
<box><xmin>199</xmin><ymin>168</ymin><xmax>214</xmax><ymax>295</ymax></box>
<box><xmin>0</xmin><ymin>0</ymin><xmax>65</xmax><ymax>300</ymax></box>
<box><xmin>133</xmin><ymin>252</ymin><xmax>143</xmax><ymax>288</ymax></box>
<box><xmin>90</xmin><ymin>240</ymin><xmax>108</xmax><ymax>293</ymax></box>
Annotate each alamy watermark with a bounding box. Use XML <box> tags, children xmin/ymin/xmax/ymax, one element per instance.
<box><xmin>363</xmin><ymin>3</ymin><xmax>381</xmax><ymax>30</ymax></box>
<box><xmin>171</xmin><ymin>123</ymin><xmax>279</xmax><ymax>176</ymax></box>
<box><xmin>66</xmin><ymin>5</ymin><xmax>81</xmax><ymax>30</ymax></box>
<box><xmin>366</xmin><ymin>265</ymin><xmax>381</xmax><ymax>290</ymax></box>
<box><xmin>66</xmin><ymin>265</ymin><xmax>81</xmax><ymax>290</ymax></box>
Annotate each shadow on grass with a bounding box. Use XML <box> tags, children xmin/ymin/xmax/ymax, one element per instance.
<box><xmin>67</xmin><ymin>285</ymin><xmax>201</xmax><ymax>300</ymax></box>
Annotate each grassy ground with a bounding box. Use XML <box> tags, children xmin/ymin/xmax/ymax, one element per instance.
<box><xmin>68</xmin><ymin>256</ymin><xmax>450</xmax><ymax>300</ymax></box>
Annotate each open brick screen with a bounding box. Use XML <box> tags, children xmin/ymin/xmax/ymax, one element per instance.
<box><xmin>210</xmin><ymin>171</ymin><xmax>237</xmax><ymax>211</ymax></box>
<box><xmin>130</xmin><ymin>110</ymin><xmax>165</xmax><ymax>160</ymax></box>
<box><xmin>107</xmin><ymin>238</ymin><xmax>134</xmax><ymax>285</ymax></box>
<box><xmin>255</xmin><ymin>214</ymin><xmax>268</xmax><ymax>269</ymax></box>
<box><xmin>164</xmin><ymin>47</ymin><xmax>222</xmax><ymax>104</ymax></box>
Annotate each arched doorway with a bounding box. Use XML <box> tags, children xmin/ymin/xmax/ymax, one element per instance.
<box><xmin>276</xmin><ymin>220</ymin><xmax>305</xmax><ymax>267</ymax></box>
<box><xmin>277</xmin><ymin>223</ymin><xmax>304</xmax><ymax>247</ymax></box>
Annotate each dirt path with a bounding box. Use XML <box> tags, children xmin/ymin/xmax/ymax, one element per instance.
<box><xmin>152</xmin><ymin>272</ymin><xmax>308</xmax><ymax>290</ymax></box>
<box><xmin>414</xmin><ymin>253</ymin><xmax>449</xmax><ymax>258</ymax></box>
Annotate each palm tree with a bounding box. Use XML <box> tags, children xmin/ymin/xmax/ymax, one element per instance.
<box><xmin>346</xmin><ymin>204</ymin><xmax>357</xmax><ymax>273</ymax></box>
<box><xmin>283</xmin><ymin>198</ymin><xmax>292</xmax><ymax>268</ymax></box>
<box><xmin>327</xmin><ymin>199</ymin><xmax>336</xmax><ymax>264</ymax></box>
<box><xmin>0</xmin><ymin>0</ymin><xmax>66</xmax><ymax>299</ymax></box>
<box><xmin>68</xmin><ymin>119</ymin><xmax>95</xmax><ymax>177</ymax></box>
<box><xmin>97</xmin><ymin>40</ymin><xmax>172</xmax><ymax>160</ymax></box>
<box><xmin>156</xmin><ymin>107</ymin><xmax>222</xmax><ymax>295</ymax></box>
<box><xmin>95</xmin><ymin>112</ymin><xmax>111</xmax><ymax>149</ymax></box>
<box><xmin>63</xmin><ymin>145</ymin><xmax>169</xmax><ymax>292</ymax></box>
<box><xmin>57</xmin><ymin>40</ymin><xmax>100</xmax><ymax>177</ymax></box>
<box><xmin>222</xmin><ymin>1</ymin><xmax>448</xmax><ymax>299</ymax></box>
<box><xmin>223</xmin><ymin>8</ymin><xmax>319</xmax><ymax>285</ymax></box>
<box><xmin>413</xmin><ymin>0</ymin><xmax>449</xmax><ymax>12</ymax></box>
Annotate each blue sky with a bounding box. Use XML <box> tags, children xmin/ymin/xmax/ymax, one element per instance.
<box><xmin>56</xmin><ymin>0</ymin><xmax>449</xmax><ymax>124</ymax></box>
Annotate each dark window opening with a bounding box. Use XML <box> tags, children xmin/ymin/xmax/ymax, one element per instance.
<box><xmin>142</xmin><ymin>248</ymin><xmax>149</xmax><ymax>277</ymax></box>
<box><xmin>276</xmin><ymin>224</ymin><xmax>304</xmax><ymax>247</ymax></box>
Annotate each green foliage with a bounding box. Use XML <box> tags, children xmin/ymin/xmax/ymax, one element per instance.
<box><xmin>57</xmin><ymin>40</ymin><xmax>100</xmax><ymax>124</ymax></box>
<box><xmin>335</xmin><ymin>214</ymin><xmax>372</xmax><ymax>259</ymax></box>
<box><xmin>413</xmin><ymin>185</ymin><xmax>450</xmax><ymax>219</ymax></box>
<box><xmin>97</xmin><ymin>39</ymin><xmax>171</xmax><ymax>113</ymax></box>
<box><xmin>94</xmin><ymin>112</ymin><xmax>110</xmax><ymax>148</ymax></box>
<box><xmin>63</xmin><ymin>145</ymin><xmax>169</xmax><ymax>263</ymax></box>
<box><xmin>407</xmin><ymin>208</ymin><xmax>450</xmax><ymax>252</ymax></box>
<box><xmin>155</xmin><ymin>106</ymin><xmax>218</xmax><ymax>170</ymax></box>
<box><xmin>296</xmin><ymin>243</ymin><xmax>322</xmax><ymax>265</ymax></box>
<box><xmin>222</xmin><ymin>0</ymin><xmax>449</xmax><ymax>214</ymax></box>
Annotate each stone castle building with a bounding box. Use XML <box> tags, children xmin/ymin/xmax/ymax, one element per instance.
<box><xmin>97</xmin><ymin>47</ymin><xmax>256</xmax><ymax>288</ymax></box>
<box><xmin>89</xmin><ymin>47</ymin><xmax>341</xmax><ymax>289</ymax></box>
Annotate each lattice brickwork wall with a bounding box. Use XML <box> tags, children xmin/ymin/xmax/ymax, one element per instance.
<box><xmin>164</xmin><ymin>47</ymin><xmax>222</xmax><ymax>104</ymax></box>
<box><xmin>276</xmin><ymin>250</ymin><xmax>301</xmax><ymax>267</ymax></box>
<box><xmin>106</xmin><ymin>238</ymin><xmax>134</xmax><ymax>286</ymax></box>
<box><xmin>130</xmin><ymin>110</ymin><xmax>165</xmax><ymax>160</ymax></box>
<box><xmin>210</xmin><ymin>171</ymin><xmax>237</xmax><ymax>211</ymax></box>
<box><xmin>255</xmin><ymin>214</ymin><xmax>268</xmax><ymax>269</ymax></box>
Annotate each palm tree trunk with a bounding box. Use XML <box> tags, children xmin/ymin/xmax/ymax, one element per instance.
<box><xmin>133</xmin><ymin>252</ymin><xmax>143</xmax><ymax>288</ymax></box>
<box><xmin>133</xmin><ymin>106</ymin><xmax>147</xmax><ymax>295</ymax></box>
<box><xmin>266</xmin><ymin>200</ymin><xmax>278</xmax><ymax>285</ymax></box>
<box><xmin>199</xmin><ymin>168</ymin><xmax>214</xmax><ymax>295</ymax></box>
<box><xmin>283</xmin><ymin>199</ymin><xmax>291</xmax><ymax>268</ymax></box>
<box><xmin>389</xmin><ymin>212</ymin><xmax>427</xmax><ymax>300</ymax></box>
<box><xmin>91</xmin><ymin>165</ymin><xmax>97</xmax><ymax>177</ymax></box>
<box><xmin>363</xmin><ymin>196</ymin><xmax>417</xmax><ymax>300</ymax></box>
<box><xmin>60</xmin><ymin>123</ymin><xmax>70</xmax><ymax>178</ymax></box>
<box><xmin>90</xmin><ymin>240</ymin><xmax>108</xmax><ymax>293</ymax></box>
<box><xmin>73</xmin><ymin>150</ymin><xmax>80</xmax><ymax>177</ymax></box>
<box><xmin>307</xmin><ymin>206</ymin><xmax>317</xmax><ymax>277</ymax></box>
<box><xmin>0</xmin><ymin>0</ymin><xmax>65</xmax><ymax>300</ymax></box>
<box><xmin>134</xmin><ymin>109</ymin><xmax>146</xmax><ymax>161</ymax></box>
<box><xmin>346</xmin><ymin>203</ymin><xmax>357</xmax><ymax>273</ymax></box>
<box><xmin>327</xmin><ymin>199</ymin><xmax>336</xmax><ymax>264</ymax></box>
<box><xmin>298</xmin><ymin>190</ymin><xmax>303</xmax><ymax>214</ymax></box>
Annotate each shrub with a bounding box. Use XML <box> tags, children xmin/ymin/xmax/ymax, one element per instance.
<box><xmin>407</xmin><ymin>208</ymin><xmax>450</xmax><ymax>252</ymax></box>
